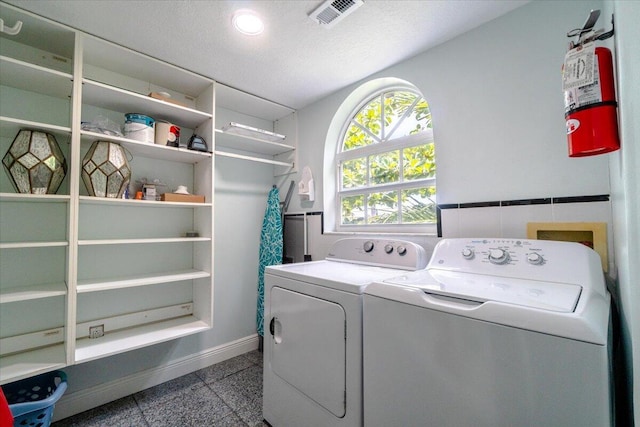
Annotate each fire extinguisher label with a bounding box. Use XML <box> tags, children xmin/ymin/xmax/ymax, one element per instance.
<box><xmin>563</xmin><ymin>42</ymin><xmax>596</xmax><ymax>90</ymax></box>
<box><xmin>566</xmin><ymin>118</ymin><xmax>580</xmax><ymax>134</ymax></box>
<box><xmin>564</xmin><ymin>55</ymin><xmax>603</xmax><ymax>113</ymax></box>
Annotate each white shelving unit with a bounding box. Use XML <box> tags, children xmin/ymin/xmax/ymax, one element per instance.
<box><xmin>0</xmin><ymin>4</ymin><xmax>75</xmax><ymax>384</ymax></box>
<box><xmin>214</xmin><ymin>84</ymin><xmax>297</xmax><ymax>174</ymax></box>
<box><xmin>0</xmin><ymin>2</ymin><xmax>299</xmax><ymax>385</ymax></box>
<box><xmin>0</xmin><ymin>2</ymin><xmax>215</xmax><ymax>384</ymax></box>
<box><xmin>73</xmin><ymin>31</ymin><xmax>214</xmax><ymax>365</ymax></box>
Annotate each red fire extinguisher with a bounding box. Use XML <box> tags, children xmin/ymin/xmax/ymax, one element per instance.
<box><xmin>564</xmin><ymin>47</ymin><xmax>620</xmax><ymax>157</ymax></box>
<box><xmin>563</xmin><ymin>11</ymin><xmax>619</xmax><ymax>157</ymax></box>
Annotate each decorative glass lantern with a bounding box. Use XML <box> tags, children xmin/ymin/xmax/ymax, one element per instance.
<box><xmin>2</xmin><ymin>130</ymin><xmax>68</xmax><ymax>194</ymax></box>
<box><xmin>82</xmin><ymin>141</ymin><xmax>131</xmax><ymax>198</ymax></box>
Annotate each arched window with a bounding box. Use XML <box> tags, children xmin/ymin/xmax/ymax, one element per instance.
<box><xmin>330</xmin><ymin>82</ymin><xmax>436</xmax><ymax>233</ymax></box>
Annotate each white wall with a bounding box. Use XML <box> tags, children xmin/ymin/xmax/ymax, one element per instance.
<box><xmin>290</xmin><ymin>0</ymin><xmax>607</xmax><ymax>216</ymax></box>
<box><xmin>292</xmin><ymin>0</ymin><xmax>615</xmax><ymax>262</ymax></box>
<box><xmin>609</xmin><ymin>0</ymin><xmax>640</xmax><ymax>423</ymax></box>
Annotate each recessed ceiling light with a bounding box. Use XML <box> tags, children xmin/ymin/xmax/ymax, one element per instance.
<box><xmin>233</xmin><ymin>10</ymin><xmax>264</xmax><ymax>36</ymax></box>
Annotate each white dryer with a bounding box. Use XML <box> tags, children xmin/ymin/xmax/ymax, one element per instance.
<box><xmin>263</xmin><ymin>238</ymin><xmax>427</xmax><ymax>427</ymax></box>
<box><xmin>363</xmin><ymin>238</ymin><xmax>612</xmax><ymax>427</ymax></box>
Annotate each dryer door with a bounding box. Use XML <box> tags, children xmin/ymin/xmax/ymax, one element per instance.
<box><xmin>270</xmin><ymin>286</ymin><xmax>346</xmax><ymax>417</ymax></box>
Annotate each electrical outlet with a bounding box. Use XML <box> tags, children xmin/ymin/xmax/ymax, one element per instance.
<box><xmin>89</xmin><ymin>324</ymin><xmax>104</xmax><ymax>339</ymax></box>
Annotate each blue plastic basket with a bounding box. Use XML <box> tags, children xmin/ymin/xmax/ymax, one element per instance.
<box><xmin>2</xmin><ymin>370</ymin><xmax>67</xmax><ymax>427</ymax></box>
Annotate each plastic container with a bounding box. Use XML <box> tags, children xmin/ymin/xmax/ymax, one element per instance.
<box><xmin>155</xmin><ymin>120</ymin><xmax>180</xmax><ymax>147</ymax></box>
<box><xmin>3</xmin><ymin>370</ymin><xmax>67</xmax><ymax>427</ymax></box>
<box><xmin>124</xmin><ymin>113</ymin><xmax>155</xmax><ymax>144</ymax></box>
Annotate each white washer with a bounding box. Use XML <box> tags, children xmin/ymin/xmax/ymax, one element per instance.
<box><xmin>263</xmin><ymin>238</ymin><xmax>427</xmax><ymax>427</ymax></box>
<box><xmin>363</xmin><ymin>238</ymin><xmax>613</xmax><ymax>427</ymax></box>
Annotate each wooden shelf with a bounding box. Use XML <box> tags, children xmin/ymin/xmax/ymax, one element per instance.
<box><xmin>0</xmin><ymin>344</ymin><xmax>66</xmax><ymax>385</ymax></box>
<box><xmin>77</xmin><ymin>269</ymin><xmax>210</xmax><ymax>293</ymax></box>
<box><xmin>0</xmin><ymin>241</ymin><xmax>68</xmax><ymax>249</ymax></box>
<box><xmin>0</xmin><ymin>55</ymin><xmax>73</xmax><ymax>98</ymax></box>
<box><xmin>0</xmin><ymin>193</ymin><xmax>70</xmax><ymax>203</ymax></box>
<box><xmin>0</xmin><ymin>282</ymin><xmax>67</xmax><ymax>304</ymax></box>
<box><xmin>78</xmin><ymin>237</ymin><xmax>210</xmax><ymax>246</ymax></box>
<box><xmin>215</xmin><ymin>128</ymin><xmax>294</xmax><ymax>156</ymax></box>
<box><xmin>81</xmin><ymin>130</ymin><xmax>212</xmax><ymax>164</ymax></box>
<box><xmin>0</xmin><ymin>55</ymin><xmax>72</xmax><ymax>138</ymax></box>
<box><xmin>0</xmin><ymin>116</ymin><xmax>72</xmax><ymax>138</ymax></box>
<box><xmin>214</xmin><ymin>150</ymin><xmax>294</xmax><ymax>167</ymax></box>
<box><xmin>216</xmin><ymin>129</ymin><xmax>295</xmax><ymax>156</ymax></box>
<box><xmin>214</xmin><ymin>127</ymin><xmax>295</xmax><ymax>167</ymax></box>
<box><xmin>75</xmin><ymin>316</ymin><xmax>209</xmax><ymax>363</ymax></box>
<box><xmin>82</xmin><ymin>79</ymin><xmax>212</xmax><ymax>129</ymax></box>
<box><xmin>79</xmin><ymin>194</ymin><xmax>212</xmax><ymax>207</ymax></box>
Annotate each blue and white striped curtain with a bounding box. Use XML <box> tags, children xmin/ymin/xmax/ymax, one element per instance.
<box><xmin>256</xmin><ymin>187</ymin><xmax>283</xmax><ymax>336</ymax></box>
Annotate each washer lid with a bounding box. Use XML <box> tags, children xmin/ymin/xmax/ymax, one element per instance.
<box><xmin>384</xmin><ymin>269</ymin><xmax>582</xmax><ymax>313</ymax></box>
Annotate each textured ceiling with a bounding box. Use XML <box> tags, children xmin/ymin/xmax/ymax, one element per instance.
<box><xmin>6</xmin><ymin>0</ymin><xmax>529</xmax><ymax>110</ymax></box>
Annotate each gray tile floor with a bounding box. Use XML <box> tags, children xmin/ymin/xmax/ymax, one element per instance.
<box><xmin>52</xmin><ymin>350</ymin><xmax>267</xmax><ymax>427</ymax></box>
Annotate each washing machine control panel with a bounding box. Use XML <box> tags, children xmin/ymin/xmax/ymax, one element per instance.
<box><xmin>427</xmin><ymin>238</ymin><xmax>602</xmax><ymax>285</ymax></box>
<box><xmin>326</xmin><ymin>238</ymin><xmax>428</xmax><ymax>270</ymax></box>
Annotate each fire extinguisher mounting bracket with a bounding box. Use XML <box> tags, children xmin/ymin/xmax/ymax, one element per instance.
<box><xmin>567</xmin><ymin>9</ymin><xmax>614</xmax><ymax>50</ymax></box>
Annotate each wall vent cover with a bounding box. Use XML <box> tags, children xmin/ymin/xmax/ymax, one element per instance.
<box><xmin>308</xmin><ymin>0</ymin><xmax>364</xmax><ymax>28</ymax></box>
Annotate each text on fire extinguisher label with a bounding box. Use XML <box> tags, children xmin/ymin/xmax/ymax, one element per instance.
<box><xmin>563</xmin><ymin>42</ymin><xmax>596</xmax><ymax>90</ymax></box>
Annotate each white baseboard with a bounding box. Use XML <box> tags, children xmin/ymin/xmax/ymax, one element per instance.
<box><xmin>52</xmin><ymin>334</ymin><xmax>260</xmax><ymax>421</ymax></box>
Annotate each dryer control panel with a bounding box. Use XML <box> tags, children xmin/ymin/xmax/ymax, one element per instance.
<box><xmin>326</xmin><ymin>238</ymin><xmax>428</xmax><ymax>271</ymax></box>
<box><xmin>427</xmin><ymin>238</ymin><xmax>605</xmax><ymax>291</ymax></box>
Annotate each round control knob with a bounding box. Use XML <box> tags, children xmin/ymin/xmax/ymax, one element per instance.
<box><xmin>384</xmin><ymin>244</ymin><xmax>394</xmax><ymax>254</ymax></box>
<box><xmin>526</xmin><ymin>252</ymin><xmax>544</xmax><ymax>265</ymax></box>
<box><xmin>397</xmin><ymin>245</ymin><xmax>407</xmax><ymax>256</ymax></box>
<box><xmin>363</xmin><ymin>241</ymin><xmax>375</xmax><ymax>253</ymax></box>
<box><xmin>488</xmin><ymin>248</ymin><xmax>510</xmax><ymax>265</ymax></box>
<box><xmin>461</xmin><ymin>248</ymin><xmax>475</xmax><ymax>260</ymax></box>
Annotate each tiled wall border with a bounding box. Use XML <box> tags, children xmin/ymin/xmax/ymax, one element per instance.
<box><xmin>436</xmin><ymin>194</ymin><xmax>610</xmax><ymax>237</ymax></box>
<box><xmin>284</xmin><ymin>211</ymin><xmax>324</xmax><ymax>234</ymax></box>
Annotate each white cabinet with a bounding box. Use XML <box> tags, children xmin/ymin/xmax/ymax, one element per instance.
<box><xmin>0</xmin><ymin>3</ymin><xmax>215</xmax><ymax>384</ymax></box>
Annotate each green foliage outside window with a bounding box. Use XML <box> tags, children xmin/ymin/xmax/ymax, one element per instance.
<box><xmin>340</xmin><ymin>90</ymin><xmax>436</xmax><ymax>226</ymax></box>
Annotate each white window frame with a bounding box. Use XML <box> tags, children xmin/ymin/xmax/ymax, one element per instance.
<box><xmin>334</xmin><ymin>87</ymin><xmax>436</xmax><ymax>234</ymax></box>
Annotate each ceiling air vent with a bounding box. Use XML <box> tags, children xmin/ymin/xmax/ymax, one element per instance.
<box><xmin>308</xmin><ymin>0</ymin><xmax>364</xmax><ymax>28</ymax></box>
